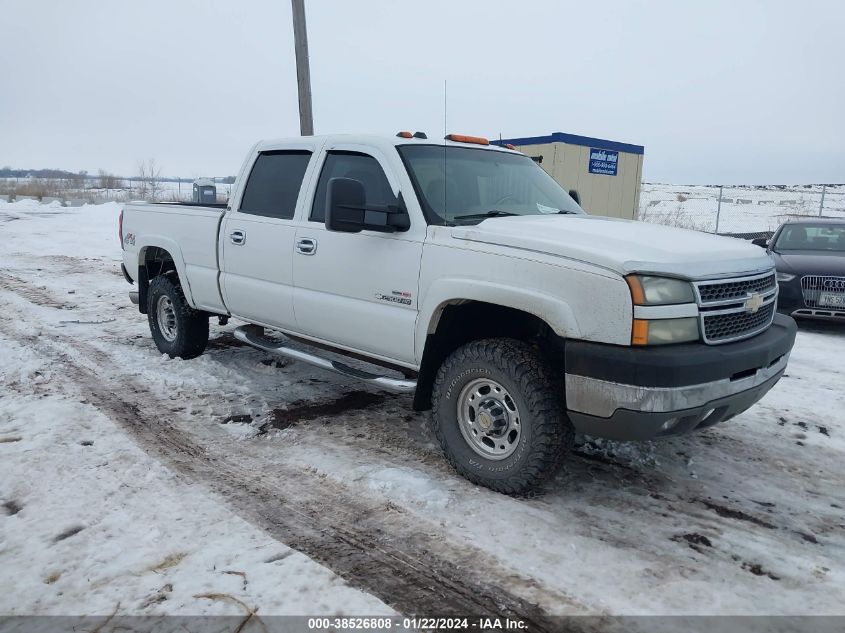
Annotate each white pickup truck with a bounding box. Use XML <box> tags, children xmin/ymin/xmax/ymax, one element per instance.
<box><xmin>120</xmin><ymin>132</ymin><xmax>797</xmax><ymax>494</ymax></box>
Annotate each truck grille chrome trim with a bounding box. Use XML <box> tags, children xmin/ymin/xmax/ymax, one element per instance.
<box><xmin>694</xmin><ymin>271</ymin><xmax>776</xmax><ymax>305</ymax></box>
<box><xmin>702</xmin><ymin>302</ymin><xmax>776</xmax><ymax>343</ymax></box>
<box><xmin>692</xmin><ymin>270</ymin><xmax>777</xmax><ymax>344</ymax></box>
<box><xmin>800</xmin><ymin>275</ymin><xmax>845</xmax><ymax>308</ymax></box>
<box><xmin>565</xmin><ymin>352</ymin><xmax>789</xmax><ymax>418</ymax></box>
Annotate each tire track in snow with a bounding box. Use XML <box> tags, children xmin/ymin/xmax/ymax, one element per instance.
<box><xmin>0</xmin><ymin>271</ymin><xmax>77</xmax><ymax>309</ymax></box>
<box><xmin>0</xmin><ymin>281</ymin><xmax>585</xmax><ymax>627</ymax></box>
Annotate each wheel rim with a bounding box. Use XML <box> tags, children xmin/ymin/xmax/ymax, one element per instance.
<box><xmin>457</xmin><ymin>378</ymin><xmax>521</xmax><ymax>460</ymax></box>
<box><xmin>156</xmin><ymin>295</ymin><xmax>178</xmax><ymax>342</ymax></box>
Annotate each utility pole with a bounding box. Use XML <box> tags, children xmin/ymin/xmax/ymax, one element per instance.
<box><xmin>291</xmin><ymin>0</ymin><xmax>314</xmax><ymax>136</ymax></box>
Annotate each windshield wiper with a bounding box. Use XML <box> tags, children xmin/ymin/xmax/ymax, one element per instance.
<box><xmin>451</xmin><ymin>210</ymin><xmax>519</xmax><ymax>222</ymax></box>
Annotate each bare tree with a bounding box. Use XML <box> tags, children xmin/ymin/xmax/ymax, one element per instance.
<box><xmin>136</xmin><ymin>162</ymin><xmax>147</xmax><ymax>199</ymax></box>
<box><xmin>137</xmin><ymin>159</ymin><xmax>162</xmax><ymax>201</ymax></box>
<box><xmin>73</xmin><ymin>170</ymin><xmax>88</xmax><ymax>192</ymax></box>
<box><xmin>97</xmin><ymin>169</ymin><xmax>120</xmax><ymax>191</ymax></box>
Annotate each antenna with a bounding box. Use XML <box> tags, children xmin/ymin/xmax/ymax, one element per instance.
<box><xmin>443</xmin><ymin>79</ymin><xmax>447</xmax><ymax>139</ymax></box>
<box><xmin>443</xmin><ymin>80</ymin><xmax>447</xmax><ymax>218</ymax></box>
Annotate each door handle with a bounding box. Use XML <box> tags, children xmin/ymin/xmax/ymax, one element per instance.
<box><xmin>296</xmin><ymin>238</ymin><xmax>317</xmax><ymax>255</ymax></box>
<box><xmin>230</xmin><ymin>229</ymin><xmax>246</xmax><ymax>245</ymax></box>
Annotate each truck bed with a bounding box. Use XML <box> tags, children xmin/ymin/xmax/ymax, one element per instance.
<box><xmin>122</xmin><ymin>201</ymin><xmax>227</xmax><ymax>314</ymax></box>
<box><xmin>149</xmin><ymin>201</ymin><xmax>229</xmax><ymax>209</ymax></box>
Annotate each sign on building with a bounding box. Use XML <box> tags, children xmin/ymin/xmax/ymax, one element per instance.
<box><xmin>588</xmin><ymin>148</ymin><xmax>618</xmax><ymax>176</ymax></box>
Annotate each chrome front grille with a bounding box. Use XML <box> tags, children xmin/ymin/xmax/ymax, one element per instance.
<box><xmin>693</xmin><ymin>270</ymin><xmax>778</xmax><ymax>344</ymax></box>
<box><xmin>800</xmin><ymin>275</ymin><xmax>845</xmax><ymax>308</ymax></box>
<box><xmin>703</xmin><ymin>303</ymin><xmax>775</xmax><ymax>342</ymax></box>
<box><xmin>697</xmin><ymin>273</ymin><xmax>776</xmax><ymax>303</ymax></box>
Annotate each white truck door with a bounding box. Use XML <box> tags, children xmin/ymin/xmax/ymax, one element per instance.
<box><xmin>220</xmin><ymin>150</ymin><xmax>314</xmax><ymax>329</ymax></box>
<box><xmin>292</xmin><ymin>148</ymin><xmax>423</xmax><ymax>366</ymax></box>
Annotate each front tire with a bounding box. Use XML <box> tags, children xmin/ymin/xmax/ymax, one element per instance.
<box><xmin>431</xmin><ymin>339</ymin><xmax>574</xmax><ymax>495</ymax></box>
<box><xmin>147</xmin><ymin>274</ymin><xmax>208</xmax><ymax>359</ymax></box>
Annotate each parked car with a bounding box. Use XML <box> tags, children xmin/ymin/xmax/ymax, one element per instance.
<box><xmin>753</xmin><ymin>219</ymin><xmax>845</xmax><ymax>321</ymax></box>
<box><xmin>119</xmin><ymin>132</ymin><xmax>797</xmax><ymax>494</ymax></box>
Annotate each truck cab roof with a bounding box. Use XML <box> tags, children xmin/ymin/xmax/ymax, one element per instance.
<box><xmin>255</xmin><ymin>133</ymin><xmax>521</xmax><ymax>155</ymax></box>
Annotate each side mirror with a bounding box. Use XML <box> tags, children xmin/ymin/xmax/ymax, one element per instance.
<box><xmin>568</xmin><ymin>189</ymin><xmax>581</xmax><ymax>205</ymax></box>
<box><xmin>751</xmin><ymin>238</ymin><xmax>768</xmax><ymax>248</ymax></box>
<box><xmin>325</xmin><ymin>178</ymin><xmax>410</xmax><ymax>233</ymax></box>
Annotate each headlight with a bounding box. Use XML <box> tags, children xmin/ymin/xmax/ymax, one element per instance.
<box><xmin>626</xmin><ymin>275</ymin><xmax>695</xmax><ymax>305</ymax></box>
<box><xmin>632</xmin><ymin>317</ymin><xmax>699</xmax><ymax>345</ymax></box>
<box><xmin>626</xmin><ymin>275</ymin><xmax>699</xmax><ymax>345</ymax></box>
<box><xmin>776</xmin><ymin>272</ymin><xmax>795</xmax><ymax>282</ymax></box>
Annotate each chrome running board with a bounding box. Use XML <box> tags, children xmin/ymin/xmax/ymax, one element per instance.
<box><xmin>233</xmin><ymin>324</ymin><xmax>417</xmax><ymax>394</ymax></box>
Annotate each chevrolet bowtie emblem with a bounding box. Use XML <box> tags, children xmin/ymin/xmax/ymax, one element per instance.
<box><xmin>745</xmin><ymin>292</ymin><xmax>764</xmax><ymax>313</ymax></box>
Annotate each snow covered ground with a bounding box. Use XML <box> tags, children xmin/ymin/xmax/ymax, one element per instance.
<box><xmin>639</xmin><ymin>183</ymin><xmax>845</xmax><ymax>234</ymax></box>
<box><xmin>1</xmin><ymin>200</ymin><xmax>844</xmax><ymax>621</ymax></box>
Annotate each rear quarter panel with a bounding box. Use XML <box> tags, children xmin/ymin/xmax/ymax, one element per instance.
<box><xmin>122</xmin><ymin>203</ymin><xmax>226</xmax><ymax>313</ymax></box>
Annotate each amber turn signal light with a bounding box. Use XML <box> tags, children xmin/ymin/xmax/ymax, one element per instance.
<box><xmin>625</xmin><ymin>275</ymin><xmax>646</xmax><ymax>305</ymax></box>
<box><xmin>631</xmin><ymin>319</ymin><xmax>649</xmax><ymax>345</ymax></box>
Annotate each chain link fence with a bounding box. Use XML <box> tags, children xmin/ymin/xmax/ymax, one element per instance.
<box><xmin>638</xmin><ymin>184</ymin><xmax>845</xmax><ymax>241</ymax></box>
<box><xmin>1</xmin><ymin>177</ymin><xmax>234</xmax><ymax>205</ymax></box>
<box><xmin>4</xmin><ymin>176</ymin><xmax>844</xmax><ymax>237</ymax></box>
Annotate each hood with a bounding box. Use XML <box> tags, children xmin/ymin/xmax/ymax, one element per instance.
<box><xmin>772</xmin><ymin>249</ymin><xmax>845</xmax><ymax>276</ymax></box>
<box><xmin>450</xmin><ymin>214</ymin><xmax>774</xmax><ymax>280</ymax></box>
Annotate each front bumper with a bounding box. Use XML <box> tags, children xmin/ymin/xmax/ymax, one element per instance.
<box><xmin>563</xmin><ymin>313</ymin><xmax>797</xmax><ymax>440</ymax></box>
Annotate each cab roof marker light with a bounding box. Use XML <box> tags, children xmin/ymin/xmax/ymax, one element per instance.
<box><xmin>396</xmin><ymin>131</ymin><xmax>413</xmax><ymax>138</ymax></box>
<box><xmin>445</xmin><ymin>134</ymin><xmax>489</xmax><ymax>146</ymax></box>
<box><xmin>413</xmin><ymin>131</ymin><xmax>428</xmax><ymax>139</ymax></box>
<box><xmin>505</xmin><ymin>143</ymin><xmax>516</xmax><ymax>150</ymax></box>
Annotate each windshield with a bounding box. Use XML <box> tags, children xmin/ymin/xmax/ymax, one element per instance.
<box><xmin>397</xmin><ymin>145</ymin><xmax>584</xmax><ymax>225</ymax></box>
<box><xmin>773</xmin><ymin>223</ymin><xmax>845</xmax><ymax>252</ymax></box>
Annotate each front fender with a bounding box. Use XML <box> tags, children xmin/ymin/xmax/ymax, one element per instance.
<box><xmin>414</xmin><ymin>279</ymin><xmax>582</xmax><ymax>362</ymax></box>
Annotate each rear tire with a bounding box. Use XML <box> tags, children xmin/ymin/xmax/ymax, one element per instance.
<box><xmin>147</xmin><ymin>274</ymin><xmax>208</xmax><ymax>359</ymax></box>
<box><xmin>431</xmin><ymin>338</ymin><xmax>574</xmax><ymax>496</ymax></box>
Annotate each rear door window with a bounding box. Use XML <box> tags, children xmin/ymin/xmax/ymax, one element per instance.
<box><xmin>239</xmin><ymin>151</ymin><xmax>311</xmax><ymax>220</ymax></box>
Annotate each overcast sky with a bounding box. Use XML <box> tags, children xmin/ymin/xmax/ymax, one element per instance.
<box><xmin>2</xmin><ymin>0</ymin><xmax>843</xmax><ymax>184</ymax></box>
